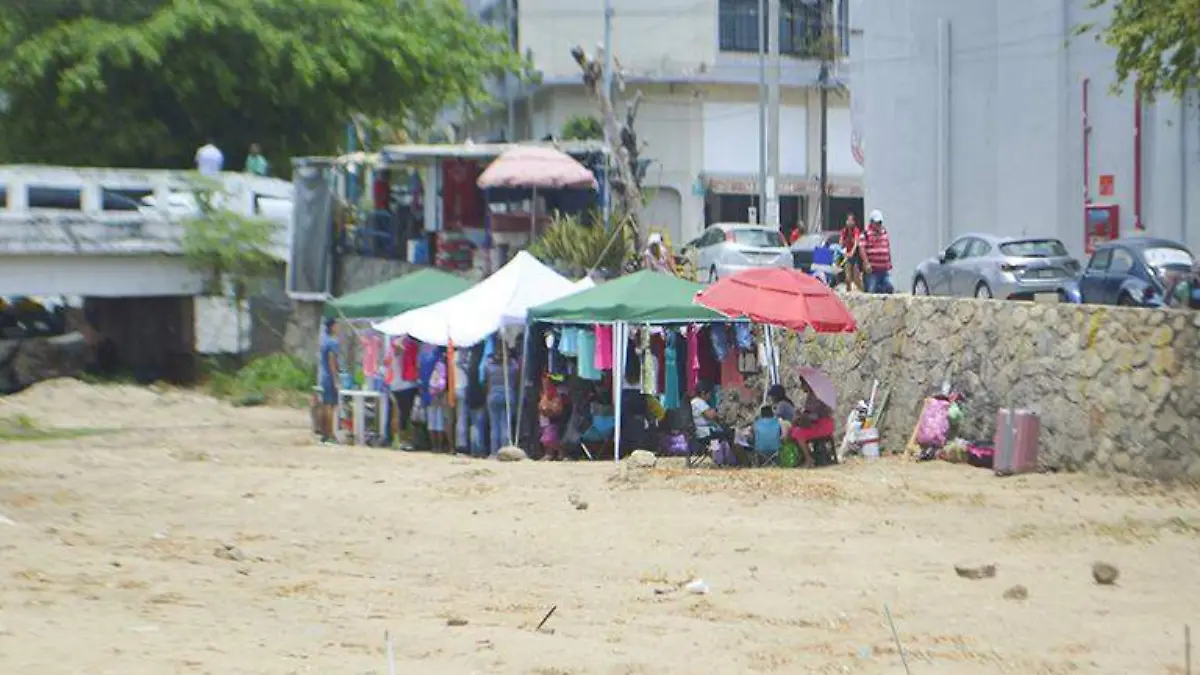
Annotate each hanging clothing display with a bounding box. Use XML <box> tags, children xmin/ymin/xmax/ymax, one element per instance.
<box><xmin>594</xmin><ymin>324</ymin><xmax>613</xmax><ymax>370</ymax></box>
<box><xmin>710</xmin><ymin>324</ymin><xmax>730</xmax><ymax>362</ymax></box>
<box><xmin>735</xmin><ymin>323</ymin><xmax>754</xmax><ymax>351</ymax></box>
<box><xmin>576</xmin><ymin>328</ymin><xmax>600</xmax><ymax>380</ymax></box>
<box><xmin>697</xmin><ymin>326</ymin><xmax>720</xmax><ymax>385</ymax></box>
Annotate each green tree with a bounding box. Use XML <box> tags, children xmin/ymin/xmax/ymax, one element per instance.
<box><xmin>1082</xmin><ymin>0</ymin><xmax>1200</xmax><ymax>100</ymax></box>
<box><xmin>560</xmin><ymin>115</ymin><xmax>604</xmax><ymax>141</ymax></box>
<box><xmin>0</xmin><ymin>0</ymin><xmax>524</xmax><ymax>169</ymax></box>
<box><xmin>180</xmin><ymin>178</ymin><xmax>278</xmax><ymax>358</ymax></box>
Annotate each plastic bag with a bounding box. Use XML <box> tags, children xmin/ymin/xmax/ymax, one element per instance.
<box><xmin>915</xmin><ymin>398</ymin><xmax>951</xmax><ymax>448</ymax></box>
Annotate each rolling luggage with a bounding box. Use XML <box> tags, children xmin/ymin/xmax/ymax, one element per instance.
<box><xmin>993</xmin><ymin>409</ymin><xmax>1040</xmax><ymax>476</ymax></box>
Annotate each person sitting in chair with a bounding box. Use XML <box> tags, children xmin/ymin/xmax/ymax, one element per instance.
<box><xmin>690</xmin><ymin>380</ymin><xmax>723</xmax><ymax>442</ymax></box>
<box><xmin>751</xmin><ymin>405</ymin><xmax>783</xmax><ymax>462</ymax></box>
<box><xmin>789</xmin><ymin>376</ymin><xmax>834</xmax><ymax>467</ymax></box>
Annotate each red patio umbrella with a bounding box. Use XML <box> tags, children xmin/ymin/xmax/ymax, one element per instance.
<box><xmin>694</xmin><ymin>267</ymin><xmax>857</xmax><ymax>333</ymax></box>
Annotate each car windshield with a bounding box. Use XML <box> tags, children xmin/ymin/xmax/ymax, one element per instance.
<box><xmin>998</xmin><ymin>239</ymin><xmax>1068</xmax><ymax>258</ymax></box>
<box><xmin>731</xmin><ymin>228</ymin><xmax>784</xmax><ymax>248</ymax></box>
<box><xmin>1143</xmin><ymin>247</ymin><xmax>1194</xmax><ymax>269</ymax></box>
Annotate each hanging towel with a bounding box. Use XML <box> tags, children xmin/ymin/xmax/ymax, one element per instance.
<box><xmin>594</xmin><ymin>324</ymin><xmax>614</xmax><ymax>370</ymax></box>
<box><xmin>577</xmin><ymin>329</ymin><xmax>600</xmax><ymax>380</ymax></box>
<box><xmin>710</xmin><ymin>324</ymin><xmax>729</xmax><ymax>362</ymax></box>
<box><xmin>361</xmin><ymin>334</ymin><xmax>381</xmax><ymax>378</ymax></box>
<box><xmin>558</xmin><ymin>327</ymin><xmax>579</xmax><ymax>356</ymax></box>
<box><xmin>735</xmin><ymin>323</ymin><xmax>754</xmax><ymax>351</ymax></box>
<box><xmin>663</xmin><ymin>332</ymin><xmax>681</xmax><ymax>409</ymax></box>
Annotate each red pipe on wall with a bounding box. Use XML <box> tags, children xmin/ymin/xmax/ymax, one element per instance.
<box><xmin>1083</xmin><ymin>78</ymin><xmax>1091</xmax><ymax>205</ymax></box>
<box><xmin>1133</xmin><ymin>80</ymin><xmax>1144</xmax><ymax>230</ymax></box>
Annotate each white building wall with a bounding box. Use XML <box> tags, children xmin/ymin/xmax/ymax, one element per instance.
<box><xmin>860</xmin><ymin>0</ymin><xmax>1200</xmax><ymax>285</ymax></box>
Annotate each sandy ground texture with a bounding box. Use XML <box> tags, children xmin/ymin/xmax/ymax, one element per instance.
<box><xmin>1</xmin><ymin>379</ymin><xmax>1199</xmax><ymax>675</ymax></box>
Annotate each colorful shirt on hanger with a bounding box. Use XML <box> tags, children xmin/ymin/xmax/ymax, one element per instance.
<box><xmin>576</xmin><ymin>329</ymin><xmax>599</xmax><ymax>380</ymax></box>
<box><xmin>360</xmin><ymin>334</ymin><xmax>381</xmax><ymax>378</ymax></box>
<box><xmin>594</xmin><ymin>324</ymin><xmax>613</xmax><ymax>370</ymax></box>
<box><xmin>686</xmin><ymin>327</ymin><xmax>700</xmax><ymax>394</ymax></box>
<box><xmin>401</xmin><ymin>337</ymin><xmax>419</xmax><ymax>382</ymax></box>
<box><xmin>558</xmin><ymin>327</ymin><xmax>579</xmax><ymax>356</ymax></box>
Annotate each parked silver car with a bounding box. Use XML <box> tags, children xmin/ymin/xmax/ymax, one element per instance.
<box><xmin>684</xmin><ymin>223</ymin><xmax>792</xmax><ymax>282</ymax></box>
<box><xmin>912</xmin><ymin>234</ymin><xmax>1081</xmax><ymax>300</ymax></box>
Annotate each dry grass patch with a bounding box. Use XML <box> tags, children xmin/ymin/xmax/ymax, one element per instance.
<box><xmin>1008</xmin><ymin>516</ymin><xmax>1200</xmax><ymax>543</ymax></box>
<box><xmin>649</xmin><ymin>467</ymin><xmax>847</xmax><ymax>501</ymax></box>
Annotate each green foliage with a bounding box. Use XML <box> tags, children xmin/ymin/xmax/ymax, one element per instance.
<box><xmin>0</xmin><ymin>414</ymin><xmax>103</xmax><ymax>442</ymax></box>
<box><xmin>204</xmin><ymin>354</ymin><xmax>313</xmax><ymax>406</ymax></box>
<box><xmin>0</xmin><ymin>0</ymin><xmax>526</xmax><ymax>168</ymax></box>
<box><xmin>180</xmin><ymin>179</ymin><xmax>277</xmax><ymax>297</ymax></box>
<box><xmin>561</xmin><ymin>115</ymin><xmax>604</xmax><ymax>141</ymax></box>
<box><xmin>527</xmin><ymin>210</ymin><xmax>636</xmax><ymax>275</ymax></box>
<box><xmin>1081</xmin><ymin>0</ymin><xmax>1200</xmax><ymax>100</ymax></box>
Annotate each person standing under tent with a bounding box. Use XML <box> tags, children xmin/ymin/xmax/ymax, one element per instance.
<box><xmin>860</xmin><ymin>209</ymin><xmax>895</xmax><ymax>294</ymax></box>
<box><xmin>484</xmin><ymin>346</ymin><xmax>518</xmax><ymax>456</ymax></box>
<box><xmin>453</xmin><ymin>348</ymin><xmax>471</xmax><ymax>454</ymax></box>
<box><xmin>316</xmin><ymin>318</ymin><xmax>341</xmax><ymax>444</ymax></box>
<box><xmin>386</xmin><ymin>337</ymin><xmax>419</xmax><ymax>446</ymax></box>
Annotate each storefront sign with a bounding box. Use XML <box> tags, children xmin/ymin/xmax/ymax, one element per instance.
<box><xmin>703</xmin><ymin>175</ymin><xmax>864</xmax><ymax>198</ymax></box>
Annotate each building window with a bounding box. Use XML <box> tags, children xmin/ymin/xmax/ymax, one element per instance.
<box><xmin>718</xmin><ymin>0</ymin><xmax>847</xmax><ymax>57</ymax></box>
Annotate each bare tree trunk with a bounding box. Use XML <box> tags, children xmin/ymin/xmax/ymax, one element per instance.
<box><xmin>570</xmin><ymin>46</ymin><xmax>645</xmax><ymax>254</ymax></box>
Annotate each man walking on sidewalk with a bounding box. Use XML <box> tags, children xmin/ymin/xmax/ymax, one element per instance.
<box><xmin>860</xmin><ymin>210</ymin><xmax>894</xmax><ymax>294</ymax></box>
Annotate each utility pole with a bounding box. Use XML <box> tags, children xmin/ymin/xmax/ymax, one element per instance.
<box><xmin>766</xmin><ymin>0</ymin><xmax>781</xmax><ymax>229</ymax></box>
<box><xmin>602</xmin><ymin>0</ymin><xmax>614</xmax><ymax>231</ymax></box>
<box><xmin>756</xmin><ymin>0</ymin><xmax>767</xmax><ymax>224</ymax></box>
<box><xmin>818</xmin><ymin>0</ymin><xmax>832</xmax><ymax>231</ymax></box>
<box><xmin>504</xmin><ymin>0</ymin><xmax>516</xmax><ymax>140</ymax></box>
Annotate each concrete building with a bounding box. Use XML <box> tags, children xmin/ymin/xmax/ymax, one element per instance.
<box><xmin>462</xmin><ymin>0</ymin><xmax>865</xmax><ymax>244</ymax></box>
<box><xmin>858</xmin><ymin>0</ymin><xmax>1200</xmax><ymax>285</ymax></box>
<box><xmin>0</xmin><ymin>166</ymin><xmax>295</xmax><ymax>361</ymax></box>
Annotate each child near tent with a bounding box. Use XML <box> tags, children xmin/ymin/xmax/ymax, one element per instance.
<box><xmin>751</xmin><ymin>406</ymin><xmax>783</xmax><ymax>460</ymax></box>
<box><xmin>425</xmin><ymin>349</ymin><xmax>450</xmax><ymax>452</ymax></box>
<box><xmin>538</xmin><ymin>374</ymin><xmax>567</xmax><ymax>460</ymax></box>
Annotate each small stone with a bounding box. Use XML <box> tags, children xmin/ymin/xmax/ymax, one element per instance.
<box><xmin>1002</xmin><ymin>584</ymin><xmax>1028</xmax><ymax>601</ymax></box>
<box><xmin>151</xmin><ymin>531</ymin><xmax>169</xmax><ymax>541</ymax></box>
<box><xmin>446</xmin><ymin>617</ymin><xmax>469</xmax><ymax>627</ymax></box>
<box><xmin>236</xmin><ymin>566</ymin><xmax>251</xmax><ymax>576</ymax></box>
<box><xmin>496</xmin><ymin>446</ymin><xmax>528</xmax><ymax>462</ymax></box>
<box><xmin>954</xmin><ymin>564</ymin><xmax>997</xmax><ymax>580</ymax></box>
<box><xmin>574</xmin><ymin>500</ymin><xmax>589</xmax><ymax>511</ymax></box>
<box><xmin>213</xmin><ymin>544</ymin><xmax>246</xmax><ymax>562</ymax></box>
<box><xmin>626</xmin><ymin>449</ymin><xmax>657</xmax><ymax>468</ymax></box>
<box><xmin>1092</xmin><ymin>562</ymin><xmax>1119</xmax><ymax>585</ymax></box>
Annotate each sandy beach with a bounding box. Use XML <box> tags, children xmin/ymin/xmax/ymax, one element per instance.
<box><xmin>1</xmin><ymin>379</ymin><xmax>1198</xmax><ymax>675</ymax></box>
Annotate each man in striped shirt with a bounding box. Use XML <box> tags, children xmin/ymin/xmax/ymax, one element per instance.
<box><xmin>859</xmin><ymin>209</ymin><xmax>894</xmax><ymax>294</ymax></box>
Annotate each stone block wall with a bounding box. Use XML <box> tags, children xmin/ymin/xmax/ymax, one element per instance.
<box><xmin>764</xmin><ymin>296</ymin><xmax>1199</xmax><ymax>480</ymax></box>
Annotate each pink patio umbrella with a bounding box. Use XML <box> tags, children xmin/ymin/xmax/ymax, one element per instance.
<box><xmin>477</xmin><ymin>146</ymin><xmax>599</xmax><ymax>237</ymax></box>
<box><xmin>797</xmin><ymin>366</ymin><xmax>837</xmax><ymax>411</ymax></box>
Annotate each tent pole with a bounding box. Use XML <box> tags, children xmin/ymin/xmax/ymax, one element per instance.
<box><xmin>530</xmin><ymin>186</ymin><xmax>537</xmax><ymax>243</ymax></box>
<box><xmin>514</xmin><ymin>326</ymin><xmax>532</xmax><ymax>450</ymax></box>
<box><xmin>501</xmin><ymin>337</ymin><xmax>512</xmax><ymax>448</ymax></box>
<box><xmin>612</xmin><ymin>321</ymin><xmax>625</xmax><ymax>463</ymax></box>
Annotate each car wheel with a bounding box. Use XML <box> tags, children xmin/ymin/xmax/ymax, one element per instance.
<box><xmin>975</xmin><ymin>283</ymin><xmax>993</xmax><ymax>299</ymax></box>
<box><xmin>913</xmin><ymin>277</ymin><xmax>930</xmax><ymax>296</ymax></box>
<box><xmin>1117</xmin><ymin>293</ymin><xmax>1133</xmax><ymax>306</ymax></box>
<box><xmin>708</xmin><ymin>266</ymin><xmax>719</xmax><ymax>283</ymax></box>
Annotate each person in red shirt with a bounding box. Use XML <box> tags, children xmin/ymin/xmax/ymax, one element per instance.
<box><xmin>859</xmin><ymin>209</ymin><xmax>894</xmax><ymax>294</ymax></box>
<box><xmin>839</xmin><ymin>213</ymin><xmax>864</xmax><ymax>291</ymax></box>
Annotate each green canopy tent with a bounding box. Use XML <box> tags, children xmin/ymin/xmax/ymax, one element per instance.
<box><xmin>527</xmin><ymin>271</ymin><xmax>745</xmax><ymax>462</ymax></box>
<box><xmin>324</xmin><ymin>268</ymin><xmax>473</xmax><ymax>320</ymax></box>
<box><xmin>527</xmin><ymin>270</ymin><xmax>725</xmax><ymax>324</ymax></box>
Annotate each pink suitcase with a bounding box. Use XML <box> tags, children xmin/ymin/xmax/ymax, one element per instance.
<box><xmin>993</xmin><ymin>409</ymin><xmax>1040</xmax><ymax>476</ymax></box>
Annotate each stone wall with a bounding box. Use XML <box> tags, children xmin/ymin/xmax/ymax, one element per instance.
<box><xmin>763</xmin><ymin>296</ymin><xmax>1199</xmax><ymax>480</ymax></box>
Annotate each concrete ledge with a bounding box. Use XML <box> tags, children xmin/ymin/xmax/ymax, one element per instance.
<box><xmin>767</xmin><ymin>294</ymin><xmax>1200</xmax><ymax>480</ymax></box>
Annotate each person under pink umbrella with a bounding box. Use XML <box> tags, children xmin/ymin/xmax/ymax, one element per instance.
<box><xmin>789</xmin><ymin>369</ymin><xmax>836</xmax><ymax>468</ymax></box>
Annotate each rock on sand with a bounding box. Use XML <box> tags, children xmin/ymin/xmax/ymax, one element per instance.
<box><xmin>626</xmin><ymin>449</ymin><xmax>657</xmax><ymax>468</ymax></box>
<box><xmin>496</xmin><ymin>446</ymin><xmax>528</xmax><ymax>462</ymax></box>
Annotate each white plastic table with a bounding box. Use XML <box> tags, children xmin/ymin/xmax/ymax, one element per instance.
<box><xmin>337</xmin><ymin>389</ymin><xmax>386</xmax><ymax>445</ymax></box>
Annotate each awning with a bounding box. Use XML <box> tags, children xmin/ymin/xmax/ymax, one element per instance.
<box><xmin>528</xmin><ymin>270</ymin><xmax>727</xmax><ymax>324</ymax></box>
<box><xmin>324</xmin><ymin>268</ymin><xmax>472</xmax><ymax>319</ymax></box>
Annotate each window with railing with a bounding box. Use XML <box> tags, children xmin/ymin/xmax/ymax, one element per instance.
<box><xmin>718</xmin><ymin>0</ymin><xmax>847</xmax><ymax>57</ymax></box>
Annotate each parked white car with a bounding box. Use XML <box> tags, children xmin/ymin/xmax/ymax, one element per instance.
<box><xmin>683</xmin><ymin>223</ymin><xmax>792</xmax><ymax>282</ymax></box>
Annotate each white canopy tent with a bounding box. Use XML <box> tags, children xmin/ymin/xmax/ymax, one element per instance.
<box><xmin>373</xmin><ymin>252</ymin><xmax>592</xmax><ymax>447</ymax></box>
<box><xmin>373</xmin><ymin>251</ymin><xmax>591</xmax><ymax>346</ymax></box>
